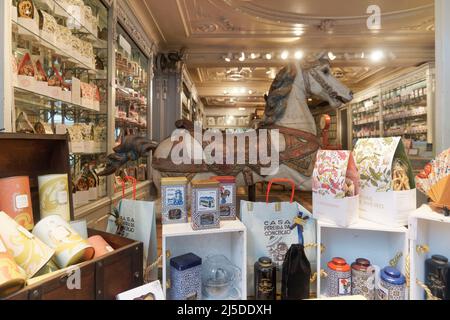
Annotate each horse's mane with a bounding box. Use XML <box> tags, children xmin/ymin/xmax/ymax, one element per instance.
<box><xmin>260</xmin><ymin>59</ymin><xmax>327</xmax><ymax>127</ymax></box>
<box><xmin>260</xmin><ymin>63</ymin><xmax>297</xmax><ymax>127</ymax></box>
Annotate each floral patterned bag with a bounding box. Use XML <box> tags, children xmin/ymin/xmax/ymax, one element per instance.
<box><xmin>312</xmin><ymin>150</ymin><xmax>360</xmax><ymax>227</ymax></box>
<box><xmin>353</xmin><ymin>137</ymin><xmax>416</xmax><ymax>226</ymax></box>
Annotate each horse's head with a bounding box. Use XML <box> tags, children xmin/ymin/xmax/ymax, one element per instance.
<box><xmin>297</xmin><ymin>59</ymin><xmax>353</xmax><ymax>108</ymax></box>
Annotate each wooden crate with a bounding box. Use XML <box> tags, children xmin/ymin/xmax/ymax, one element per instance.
<box><xmin>6</xmin><ymin>230</ymin><xmax>143</xmax><ymax>300</ymax></box>
<box><xmin>0</xmin><ymin>133</ymin><xmax>74</xmax><ymax>222</ymax></box>
<box><xmin>0</xmin><ymin>134</ymin><xmax>144</xmax><ymax>300</ymax></box>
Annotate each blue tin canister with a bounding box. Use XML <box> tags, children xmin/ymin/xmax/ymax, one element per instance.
<box><xmin>170</xmin><ymin>253</ymin><xmax>202</xmax><ymax>300</ymax></box>
<box><xmin>376</xmin><ymin>266</ymin><xmax>406</xmax><ymax>300</ymax></box>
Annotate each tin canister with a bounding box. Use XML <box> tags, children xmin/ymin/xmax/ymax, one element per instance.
<box><xmin>161</xmin><ymin>177</ymin><xmax>188</xmax><ymax>224</ymax></box>
<box><xmin>351</xmin><ymin>258</ymin><xmax>376</xmax><ymax>300</ymax></box>
<box><xmin>38</xmin><ymin>174</ymin><xmax>71</xmax><ymax>221</ymax></box>
<box><xmin>88</xmin><ymin>235</ymin><xmax>114</xmax><ymax>259</ymax></box>
<box><xmin>326</xmin><ymin>257</ymin><xmax>352</xmax><ymax>297</ymax></box>
<box><xmin>212</xmin><ymin>176</ymin><xmax>236</xmax><ymax>220</ymax></box>
<box><xmin>170</xmin><ymin>253</ymin><xmax>202</xmax><ymax>300</ymax></box>
<box><xmin>425</xmin><ymin>255</ymin><xmax>450</xmax><ymax>300</ymax></box>
<box><xmin>0</xmin><ymin>238</ymin><xmax>26</xmax><ymax>298</ymax></box>
<box><xmin>0</xmin><ymin>211</ymin><xmax>54</xmax><ymax>278</ymax></box>
<box><xmin>376</xmin><ymin>266</ymin><xmax>406</xmax><ymax>300</ymax></box>
<box><xmin>191</xmin><ymin>180</ymin><xmax>220</xmax><ymax>230</ymax></box>
<box><xmin>0</xmin><ymin>176</ymin><xmax>34</xmax><ymax>230</ymax></box>
<box><xmin>32</xmin><ymin>215</ymin><xmax>94</xmax><ymax>268</ymax></box>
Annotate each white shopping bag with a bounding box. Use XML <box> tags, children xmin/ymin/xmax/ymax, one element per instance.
<box><xmin>107</xmin><ymin>177</ymin><xmax>158</xmax><ymax>281</ymax></box>
<box><xmin>241</xmin><ymin>178</ymin><xmax>316</xmax><ymax>297</ymax></box>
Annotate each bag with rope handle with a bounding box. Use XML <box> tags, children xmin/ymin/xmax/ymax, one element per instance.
<box><xmin>106</xmin><ymin>176</ymin><xmax>158</xmax><ymax>281</ymax></box>
<box><xmin>241</xmin><ymin>178</ymin><xmax>316</xmax><ymax>297</ymax></box>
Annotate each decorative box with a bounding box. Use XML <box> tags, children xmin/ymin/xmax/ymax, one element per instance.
<box><xmin>0</xmin><ymin>239</ymin><xmax>26</xmax><ymax>298</ymax></box>
<box><xmin>191</xmin><ymin>180</ymin><xmax>220</xmax><ymax>230</ymax></box>
<box><xmin>38</xmin><ymin>9</ymin><xmax>57</xmax><ymax>46</ymax></box>
<box><xmin>17</xmin><ymin>0</ymin><xmax>40</xmax><ymax>36</ymax></box>
<box><xmin>38</xmin><ymin>173</ymin><xmax>71</xmax><ymax>221</ymax></box>
<box><xmin>212</xmin><ymin>176</ymin><xmax>236</xmax><ymax>220</ymax></box>
<box><xmin>0</xmin><ymin>176</ymin><xmax>34</xmax><ymax>230</ymax></box>
<box><xmin>312</xmin><ymin>150</ymin><xmax>360</xmax><ymax>227</ymax></box>
<box><xmin>169</xmin><ymin>253</ymin><xmax>202</xmax><ymax>300</ymax></box>
<box><xmin>117</xmin><ymin>280</ymin><xmax>165</xmax><ymax>300</ymax></box>
<box><xmin>353</xmin><ymin>137</ymin><xmax>416</xmax><ymax>227</ymax></box>
<box><xmin>161</xmin><ymin>177</ymin><xmax>188</xmax><ymax>224</ymax></box>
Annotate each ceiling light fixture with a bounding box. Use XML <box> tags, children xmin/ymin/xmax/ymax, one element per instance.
<box><xmin>248</xmin><ymin>90</ymin><xmax>253</xmax><ymax>95</ymax></box>
<box><xmin>294</xmin><ymin>50</ymin><xmax>304</xmax><ymax>60</ymax></box>
<box><xmin>239</xmin><ymin>88</ymin><xmax>246</xmax><ymax>94</ymax></box>
<box><xmin>361</xmin><ymin>52</ymin><xmax>365</xmax><ymax>59</ymax></box>
<box><xmin>239</xmin><ymin>107</ymin><xmax>246</xmax><ymax>111</ymax></box>
<box><xmin>281</xmin><ymin>50</ymin><xmax>289</xmax><ymax>60</ymax></box>
<box><xmin>239</xmin><ymin>52</ymin><xmax>245</xmax><ymax>62</ymax></box>
<box><xmin>328</xmin><ymin>51</ymin><xmax>336</xmax><ymax>61</ymax></box>
<box><xmin>370</xmin><ymin>50</ymin><xmax>384</xmax><ymax>62</ymax></box>
<box><xmin>250</xmin><ymin>53</ymin><xmax>257</xmax><ymax>59</ymax></box>
<box><xmin>265</xmin><ymin>53</ymin><xmax>272</xmax><ymax>60</ymax></box>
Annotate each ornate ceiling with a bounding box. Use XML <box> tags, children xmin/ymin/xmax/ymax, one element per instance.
<box><xmin>129</xmin><ymin>0</ymin><xmax>435</xmax><ymax>111</ymax></box>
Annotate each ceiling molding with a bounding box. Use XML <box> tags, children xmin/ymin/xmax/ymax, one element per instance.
<box><xmin>218</xmin><ymin>0</ymin><xmax>434</xmax><ymax>25</ymax></box>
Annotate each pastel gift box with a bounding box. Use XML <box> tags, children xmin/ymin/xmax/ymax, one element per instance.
<box><xmin>353</xmin><ymin>137</ymin><xmax>416</xmax><ymax>227</ymax></box>
<box><xmin>169</xmin><ymin>253</ymin><xmax>202</xmax><ymax>300</ymax></box>
<box><xmin>38</xmin><ymin>174</ymin><xmax>71</xmax><ymax>221</ymax></box>
<box><xmin>0</xmin><ymin>211</ymin><xmax>55</xmax><ymax>278</ymax></box>
<box><xmin>191</xmin><ymin>180</ymin><xmax>220</xmax><ymax>230</ymax></box>
<box><xmin>0</xmin><ymin>239</ymin><xmax>26</xmax><ymax>299</ymax></box>
<box><xmin>312</xmin><ymin>150</ymin><xmax>360</xmax><ymax>227</ymax></box>
<box><xmin>161</xmin><ymin>177</ymin><xmax>188</xmax><ymax>224</ymax></box>
<box><xmin>0</xmin><ymin>176</ymin><xmax>34</xmax><ymax>230</ymax></box>
<box><xmin>32</xmin><ymin>215</ymin><xmax>94</xmax><ymax>268</ymax></box>
<box><xmin>38</xmin><ymin>10</ymin><xmax>57</xmax><ymax>46</ymax></box>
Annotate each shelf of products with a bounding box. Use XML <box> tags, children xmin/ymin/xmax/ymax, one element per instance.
<box><xmin>349</xmin><ymin>64</ymin><xmax>434</xmax><ymax>159</ymax></box>
<box><xmin>114</xmin><ymin>23</ymin><xmax>150</xmax><ymax>187</ymax></box>
<box><xmin>11</xmin><ymin>0</ymin><xmax>109</xmax><ymax>211</ymax></box>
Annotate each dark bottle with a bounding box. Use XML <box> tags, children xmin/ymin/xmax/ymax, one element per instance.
<box><xmin>425</xmin><ymin>255</ymin><xmax>450</xmax><ymax>300</ymax></box>
<box><xmin>254</xmin><ymin>257</ymin><xmax>276</xmax><ymax>300</ymax></box>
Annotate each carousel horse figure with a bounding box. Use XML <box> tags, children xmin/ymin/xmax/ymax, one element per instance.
<box><xmin>151</xmin><ymin>57</ymin><xmax>353</xmax><ymax>194</ymax></box>
<box><xmin>100</xmin><ymin>57</ymin><xmax>353</xmax><ymax>195</ymax></box>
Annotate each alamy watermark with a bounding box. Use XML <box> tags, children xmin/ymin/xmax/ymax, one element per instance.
<box><xmin>170</xmin><ymin>124</ymin><xmax>280</xmax><ymax>176</ymax></box>
<box><xmin>367</xmin><ymin>5</ymin><xmax>381</xmax><ymax>30</ymax></box>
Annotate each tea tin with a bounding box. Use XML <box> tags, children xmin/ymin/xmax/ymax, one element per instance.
<box><xmin>212</xmin><ymin>176</ymin><xmax>236</xmax><ymax>220</ymax></box>
<box><xmin>254</xmin><ymin>257</ymin><xmax>276</xmax><ymax>300</ymax></box>
<box><xmin>0</xmin><ymin>211</ymin><xmax>54</xmax><ymax>278</ymax></box>
<box><xmin>38</xmin><ymin>174</ymin><xmax>71</xmax><ymax>221</ymax></box>
<box><xmin>326</xmin><ymin>257</ymin><xmax>352</xmax><ymax>297</ymax></box>
<box><xmin>169</xmin><ymin>253</ymin><xmax>202</xmax><ymax>300</ymax></box>
<box><xmin>0</xmin><ymin>238</ymin><xmax>26</xmax><ymax>298</ymax></box>
<box><xmin>425</xmin><ymin>255</ymin><xmax>450</xmax><ymax>300</ymax></box>
<box><xmin>376</xmin><ymin>266</ymin><xmax>406</xmax><ymax>300</ymax></box>
<box><xmin>161</xmin><ymin>177</ymin><xmax>188</xmax><ymax>224</ymax></box>
<box><xmin>33</xmin><ymin>215</ymin><xmax>94</xmax><ymax>268</ymax></box>
<box><xmin>191</xmin><ymin>180</ymin><xmax>220</xmax><ymax>230</ymax></box>
<box><xmin>88</xmin><ymin>235</ymin><xmax>114</xmax><ymax>259</ymax></box>
<box><xmin>351</xmin><ymin>258</ymin><xmax>375</xmax><ymax>300</ymax></box>
<box><xmin>0</xmin><ymin>176</ymin><xmax>34</xmax><ymax>230</ymax></box>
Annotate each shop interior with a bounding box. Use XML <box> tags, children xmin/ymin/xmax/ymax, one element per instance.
<box><xmin>0</xmin><ymin>0</ymin><xmax>449</xmax><ymax>301</ymax></box>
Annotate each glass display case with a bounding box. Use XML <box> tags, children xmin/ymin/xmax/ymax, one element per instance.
<box><xmin>114</xmin><ymin>23</ymin><xmax>150</xmax><ymax>186</ymax></box>
<box><xmin>11</xmin><ymin>0</ymin><xmax>110</xmax><ymax>209</ymax></box>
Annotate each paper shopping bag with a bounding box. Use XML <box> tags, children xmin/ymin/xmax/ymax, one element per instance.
<box><xmin>106</xmin><ymin>177</ymin><xmax>158</xmax><ymax>281</ymax></box>
<box><xmin>241</xmin><ymin>178</ymin><xmax>316</xmax><ymax>297</ymax></box>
